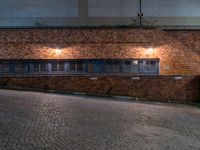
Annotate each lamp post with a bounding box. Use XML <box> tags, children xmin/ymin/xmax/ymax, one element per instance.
<box><xmin>137</xmin><ymin>0</ymin><xmax>144</xmax><ymax>28</ymax></box>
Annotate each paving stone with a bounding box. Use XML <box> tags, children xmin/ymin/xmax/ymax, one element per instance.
<box><xmin>0</xmin><ymin>89</ymin><xmax>200</xmax><ymax>150</ymax></box>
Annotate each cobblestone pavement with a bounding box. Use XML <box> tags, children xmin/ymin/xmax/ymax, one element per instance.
<box><xmin>0</xmin><ymin>90</ymin><xmax>200</xmax><ymax>150</ymax></box>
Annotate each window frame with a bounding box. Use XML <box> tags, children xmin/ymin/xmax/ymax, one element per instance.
<box><xmin>139</xmin><ymin>59</ymin><xmax>160</xmax><ymax>75</ymax></box>
<box><xmin>13</xmin><ymin>61</ymin><xmax>28</xmax><ymax>73</ymax></box>
<box><xmin>122</xmin><ymin>59</ymin><xmax>140</xmax><ymax>74</ymax></box>
<box><xmin>0</xmin><ymin>61</ymin><xmax>10</xmax><ymax>73</ymax></box>
<box><xmin>50</xmin><ymin>61</ymin><xmax>65</xmax><ymax>73</ymax></box>
<box><xmin>30</xmin><ymin>60</ymin><xmax>48</xmax><ymax>74</ymax></box>
<box><xmin>0</xmin><ymin>58</ymin><xmax>160</xmax><ymax>75</ymax></box>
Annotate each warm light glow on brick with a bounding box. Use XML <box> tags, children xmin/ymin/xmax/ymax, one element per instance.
<box><xmin>55</xmin><ymin>48</ymin><xmax>61</xmax><ymax>55</ymax></box>
<box><xmin>146</xmin><ymin>47</ymin><xmax>154</xmax><ymax>55</ymax></box>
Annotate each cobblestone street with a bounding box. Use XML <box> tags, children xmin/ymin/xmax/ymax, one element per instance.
<box><xmin>0</xmin><ymin>89</ymin><xmax>200</xmax><ymax>150</ymax></box>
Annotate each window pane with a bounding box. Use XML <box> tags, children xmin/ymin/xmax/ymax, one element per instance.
<box><xmin>52</xmin><ymin>63</ymin><xmax>58</xmax><ymax>71</ymax></box>
<box><xmin>59</xmin><ymin>62</ymin><xmax>65</xmax><ymax>71</ymax></box>
<box><xmin>0</xmin><ymin>63</ymin><xmax>2</xmax><ymax>72</ymax></box>
<box><xmin>0</xmin><ymin>62</ymin><xmax>10</xmax><ymax>73</ymax></box>
<box><xmin>14</xmin><ymin>63</ymin><xmax>27</xmax><ymax>72</ymax></box>
<box><xmin>77</xmin><ymin>61</ymin><xmax>84</xmax><ymax>72</ymax></box>
<box><xmin>106</xmin><ymin>61</ymin><xmax>113</xmax><ymax>73</ymax></box>
<box><xmin>69</xmin><ymin>61</ymin><xmax>76</xmax><ymax>72</ymax></box>
<box><xmin>33</xmin><ymin>64</ymin><xmax>40</xmax><ymax>72</ymax></box>
<box><xmin>131</xmin><ymin>60</ymin><xmax>139</xmax><ymax>73</ymax></box>
<box><xmin>93</xmin><ymin>60</ymin><xmax>103</xmax><ymax>73</ymax></box>
<box><xmin>40</xmin><ymin>64</ymin><xmax>47</xmax><ymax>72</ymax></box>
<box><xmin>113</xmin><ymin>61</ymin><xmax>121</xmax><ymax>73</ymax></box>
<box><xmin>132</xmin><ymin>60</ymin><xmax>138</xmax><ymax>65</ymax></box>
<box><xmin>14</xmin><ymin>63</ymin><xmax>22</xmax><ymax>72</ymax></box>
<box><xmin>143</xmin><ymin>61</ymin><xmax>149</xmax><ymax>71</ymax></box>
<box><xmin>65</xmin><ymin>62</ymin><xmax>70</xmax><ymax>72</ymax></box>
<box><xmin>87</xmin><ymin>62</ymin><xmax>93</xmax><ymax>73</ymax></box>
<box><xmin>149</xmin><ymin>61</ymin><xmax>157</xmax><ymax>71</ymax></box>
<box><xmin>124</xmin><ymin>61</ymin><xmax>131</xmax><ymax>73</ymax></box>
<box><xmin>140</xmin><ymin>60</ymin><xmax>158</xmax><ymax>74</ymax></box>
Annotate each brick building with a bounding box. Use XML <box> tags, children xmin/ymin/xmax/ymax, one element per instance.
<box><xmin>0</xmin><ymin>0</ymin><xmax>199</xmax><ymax>102</ymax></box>
<box><xmin>0</xmin><ymin>28</ymin><xmax>199</xmax><ymax>75</ymax></box>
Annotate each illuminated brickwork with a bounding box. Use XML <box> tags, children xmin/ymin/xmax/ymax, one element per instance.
<box><xmin>0</xmin><ymin>29</ymin><xmax>199</xmax><ymax>75</ymax></box>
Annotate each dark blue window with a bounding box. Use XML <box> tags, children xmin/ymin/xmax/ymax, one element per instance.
<box><xmin>0</xmin><ymin>59</ymin><xmax>159</xmax><ymax>75</ymax></box>
<box><xmin>13</xmin><ymin>62</ymin><xmax>28</xmax><ymax>73</ymax></box>
<box><xmin>0</xmin><ymin>61</ymin><xmax>10</xmax><ymax>73</ymax></box>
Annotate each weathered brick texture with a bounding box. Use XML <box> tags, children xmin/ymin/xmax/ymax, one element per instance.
<box><xmin>0</xmin><ymin>75</ymin><xmax>199</xmax><ymax>102</ymax></box>
<box><xmin>168</xmin><ymin>30</ymin><xmax>200</xmax><ymax>53</ymax></box>
<box><xmin>0</xmin><ymin>29</ymin><xmax>199</xmax><ymax>75</ymax></box>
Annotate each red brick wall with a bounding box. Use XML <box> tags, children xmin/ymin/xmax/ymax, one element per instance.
<box><xmin>0</xmin><ymin>75</ymin><xmax>199</xmax><ymax>102</ymax></box>
<box><xmin>168</xmin><ymin>30</ymin><xmax>200</xmax><ymax>53</ymax></box>
<box><xmin>0</xmin><ymin>29</ymin><xmax>199</xmax><ymax>75</ymax></box>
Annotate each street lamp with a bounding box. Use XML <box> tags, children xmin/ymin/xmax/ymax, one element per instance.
<box><xmin>137</xmin><ymin>0</ymin><xmax>144</xmax><ymax>28</ymax></box>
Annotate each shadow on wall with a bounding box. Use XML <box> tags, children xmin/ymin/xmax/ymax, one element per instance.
<box><xmin>0</xmin><ymin>75</ymin><xmax>199</xmax><ymax>102</ymax></box>
<box><xmin>185</xmin><ymin>76</ymin><xmax>200</xmax><ymax>102</ymax></box>
<box><xmin>0</xmin><ymin>77</ymin><xmax>10</xmax><ymax>87</ymax></box>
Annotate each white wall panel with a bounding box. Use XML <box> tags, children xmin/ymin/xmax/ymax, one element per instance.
<box><xmin>89</xmin><ymin>0</ymin><xmax>200</xmax><ymax>17</ymax></box>
<box><xmin>143</xmin><ymin>0</ymin><xmax>200</xmax><ymax>17</ymax></box>
<box><xmin>0</xmin><ymin>0</ymin><xmax>78</xmax><ymax>17</ymax></box>
<box><xmin>88</xmin><ymin>0</ymin><xmax>139</xmax><ymax>17</ymax></box>
<box><xmin>0</xmin><ymin>0</ymin><xmax>200</xmax><ymax>27</ymax></box>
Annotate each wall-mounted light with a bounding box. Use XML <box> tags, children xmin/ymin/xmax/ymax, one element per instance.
<box><xmin>146</xmin><ymin>47</ymin><xmax>154</xmax><ymax>55</ymax></box>
<box><xmin>55</xmin><ymin>48</ymin><xmax>61</xmax><ymax>55</ymax></box>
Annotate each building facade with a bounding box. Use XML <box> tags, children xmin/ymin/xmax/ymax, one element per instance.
<box><xmin>0</xmin><ymin>28</ymin><xmax>199</xmax><ymax>102</ymax></box>
<box><xmin>0</xmin><ymin>28</ymin><xmax>199</xmax><ymax>75</ymax></box>
<box><xmin>0</xmin><ymin>0</ymin><xmax>199</xmax><ymax>101</ymax></box>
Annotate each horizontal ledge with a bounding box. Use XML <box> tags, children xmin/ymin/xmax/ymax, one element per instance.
<box><xmin>1</xmin><ymin>26</ymin><xmax>200</xmax><ymax>30</ymax></box>
<box><xmin>1</xmin><ymin>17</ymin><xmax>200</xmax><ymax>29</ymax></box>
<box><xmin>0</xmin><ymin>74</ymin><xmax>197</xmax><ymax>77</ymax></box>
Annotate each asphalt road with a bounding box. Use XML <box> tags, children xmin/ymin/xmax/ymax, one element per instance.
<box><xmin>0</xmin><ymin>89</ymin><xmax>200</xmax><ymax>150</ymax></box>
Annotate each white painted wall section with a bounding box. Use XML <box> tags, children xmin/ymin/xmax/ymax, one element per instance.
<box><xmin>0</xmin><ymin>0</ymin><xmax>78</xmax><ymax>17</ymax></box>
<box><xmin>88</xmin><ymin>0</ymin><xmax>139</xmax><ymax>17</ymax></box>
